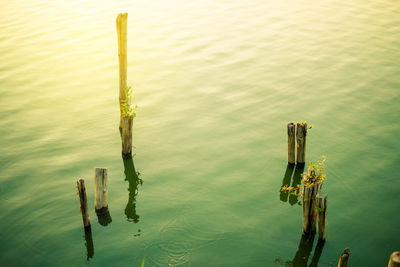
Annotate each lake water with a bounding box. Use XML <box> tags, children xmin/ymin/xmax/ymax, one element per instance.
<box><xmin>0</xmin><ymin>0</ymin><xmax>399</xmax><ymax>266</ymax></box>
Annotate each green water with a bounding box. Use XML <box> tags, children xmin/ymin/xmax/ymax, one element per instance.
<box><xmin>0</xmin><ymin>0</ymin><xmax>399</xmax><ymax>266</ymax></box>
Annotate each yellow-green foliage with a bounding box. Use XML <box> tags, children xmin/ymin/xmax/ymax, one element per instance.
<box><xmin>121</xmin><ymin>86</ymin><xmax>138</xmax><ymax>118</ymax></box>
<box><xmin>302</xmin><ymin>156</ymin><xmax>326</xmax><ymax>188</ymax></box>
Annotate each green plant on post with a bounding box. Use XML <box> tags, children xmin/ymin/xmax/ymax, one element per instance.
<box><xmin>121</xmin><ymin>86</ymin><xmax>138</xmax><ymax>158</ymax></box>
<box><xmin>121</xmin><ymin>86</ymin><xmax>138</xmax><ymax>118</ymax></box>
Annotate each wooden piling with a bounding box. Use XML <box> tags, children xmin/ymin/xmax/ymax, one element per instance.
<box><xmin>287</xmin><ymin>123</ymin><xmax>296</xmax><ymax>165</ymax></box>
<box><xmin>94</xmin><ymin>167</ymin><xmax>108</xmax><ymax>213</ymax></box>
<box><xmin>388</xmin><ymin>251</ymin><xmax>400</xmax><ymax>267</ymax></box>
<box><xmin>116</xmin><ymin>13</ymin><xmax>128</xmax><ymax>134</ymax></box>
<box><xmin>317</xmin><ymin>195</ymin><xmax>327</xmax><ymax>240</ymax></box>
<box><xmin>296</xmin><ymin>122</ymin><xmax>307</xmax><ymax>164</ymax></box>
<box><xmin>121</xmin><ymin>116</ymin><xmax>133</xmax><ymax>158</ymax></box>
<box><xmin>77</xmin><ymin>179</ymin><xmax>90</xmax><ymax>229</ymax></box>
<box><xmin>337</xmin><ymin>248</ymin><xmax>350</xmax><ymax>267</ymax></box>
<box><xmin>302</xmin><ymin>170</ymin><xmax>320</xmax><ymax>235</ymax></box>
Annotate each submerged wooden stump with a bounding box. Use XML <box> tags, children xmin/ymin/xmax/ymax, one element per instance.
<box><xmin>121</xmin><ymin>116</ymin><xmax>133</xmax><ymax>157</ymax></box>
<box><xmin>287</xmin><ymin>123</ymin><xmax>296</xmax><ymax>165</ymax></box>
<box><xmin>317</xmin><ymin>195</ymin><xmax>328</xmax><ymax>240</ymax></box>
<box><xmin>77</xmin><ymin>179</ymin><xmax>90</xmax><ymax>229</ymax></box>
<box><xmin>296</xmin><ymin>122</ymin><xmax>307</xmax><ymax>164</ymax></box>
<box><xmin>94</xmin><ymin>167</ymin><xmax>108</xmax><ymax>213</ymax></box>
<box><xmin>388</xmin><ymin>251</ymin><xmax>400</xmax><ymax>267</ymax></box>
<box><xmin>337</xmin><ymin>248</ymin><xmax>350</xmax><ymax>267</ymax></box>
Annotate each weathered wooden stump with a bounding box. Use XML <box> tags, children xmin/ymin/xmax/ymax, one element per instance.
<box><xmin>388</xmin><ymin>251</ymin><xmax>400</xmax><ymax>267</ymax></box>
<box><xmin>296</xmin><ymin>122</ymin><xmax>307</xmax><ymax>164</ymax></box>
<box><xmin>77</xmin><ymin>179</ymin><xmax>90</xmax><ymax>229</ymax></box>
<box><xmin>337</xmin><ymin>248</ymin><xmax>350</xmax><ymax>267</ymax></box>
<box><xmin>302</xmin><ymin>170</ymin><xmax>320</xmax><ymax>235</ymax></box>
<box><xmin>121</xmin><ymin>116</ymin><xmax>133</xmax><ymax>158</ymax></box>
<box><xmin>116</xmin><ymin>13</ymin><xmax>128</xmax><ymax>134</ymax></box>
<box><xmin>94</xmin><ymin>167</ymin><xmax>108</xmax><ymax>214</ymax></box>
<box><xmin>317</xmin><ymin>195</ymin><xmax>328</xmax><ymax>240</ymax></box>
<box><xmin>287</xmin><ymin>123</ymin><xmax>296</xmax><ymax>165</ymax></box>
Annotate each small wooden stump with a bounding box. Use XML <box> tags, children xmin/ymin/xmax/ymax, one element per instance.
<box><xmin>317</xmin><ymin>195</ymin><xmax>328</xmax><ymax>240</ymax></box>
<box><xmin>94</xmin><ymin>167</ymin><xmax>108</xmax><ymax>214</ymax></box>
<box><xmin>287</xmin><ymin>123</ymin><xmax>296</xmax><ymax>165</ymax></box>
<box><xmin>77</xmin><ymin>179</ymin><xmax>90</xmax><ymax>229</ymax></box>
<box><xmin>338</xmin><ymin>248</ymin><xmax>350</xmax><ymax>267</ymax></box>
<box><xmin>296</xmin><ymin>122</ymin><xmax>307</xmax><ymax>164</ymax></box>
<box><xmin>121</xmin><ymin>116</ymin><xmax>133</xmax><ymax>158</ymax></box>
<box><xmin>388</xmin><ymin>251</ymin><xmax>400</xmax><ymax>267</ymax></box>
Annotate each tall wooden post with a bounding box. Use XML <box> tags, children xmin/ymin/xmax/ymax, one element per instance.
<box><xmin>317</xmin><ymin>195</ymin><xmax>327</xmax><ymax>240</ymax></box>
<box><xmin>296</xmin><ymin>122</ymin><xmax>307</xmax><ymax>164</ymax></box>
<box><xmin>116</xmin><ymin>13</ymin><xmax>128</xmax><ymax>134</ymax></box>
<box><xmin>77</xmin><ymin>179</ymin><xmax>90</xmax><ymax>229</ymax></box>
<box><xmin>94</xmin><ymin>167</ymin><xmax>108</xmax><ymax>213</ymax></box>
<box><xmin>337</xmin><ymin>248</ymin><xmax>350</xmax><ymax>267</ymax></box>
<box><xmin>388</xmin><ymin>251</ymin><xmax>400</xmax><ymax>267</ymax></box>
<box><xmin>287</xmin><ymin>123</ymin><xmax>296</xmax><ymax>165</ymax></box>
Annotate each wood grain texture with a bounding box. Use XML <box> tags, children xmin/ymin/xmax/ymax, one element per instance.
<box><xmin>317</xmin><ymin>195</ymin><xmax>327</xmax><ymax>240</ymax></box>
<box><xmin>121</xmin><ymin>116</ymin><xmax>133</xmax><ymax>157</ymax></box>
<box><xmin>116</xmin><ymin>13</ymin><xmax>128</xmax><ymax>131</ymax></box>
<box><xmin>287</xmin><ymin>123</ymin><xmax>296</xmax><ymax>164</ymax></box>
<box><xmin>296</xmin><ymin>122</ymin><xmax>307</xmax><ymax>164</ymax></box>
<box><xmin>77</xmin><ymin>179</ymin><xmax>90</xmax><ymax>228</ymax></box>
<box><xmin>94</xmin><ymin>167</ymin><xmax>108</xmax><ymax>212</ymax></box>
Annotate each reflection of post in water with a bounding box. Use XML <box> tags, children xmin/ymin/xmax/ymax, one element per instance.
<box><xmin>83</xmin><ymin>227</ymin><xmax>94</xmax><ymax>260</ymax></box>
<box><xmin>289</xmin><ymin>233</ymin><xmax>325</xmax><ymax>267</ymax></box>
<box><xmin>309</xmin><ymin>240</ymin><xmax>325</xmax><ymax>267</ymax></box>
<box><xmin>96</xmin><ymin>209</ymin><xmax>112</xmax><ymax>226</ymax></box>
<box><xmin>123</xmin><ymin>156</ymin><xmax>143</xmax><ymax>223</ymax></box>
<box><xmin>288</xmin><ymin>164</ymin><xmax>305</xmax><ymax>206</ymax></box>
<box><xmin>292</xmin><ymin>234</ymin><xmax>315</xmax><ymax>267</ymax></box>
<box><xmin>280</xmin><ymin>164</ymin><xmax>295</xmax><ymax>202</ymax></box>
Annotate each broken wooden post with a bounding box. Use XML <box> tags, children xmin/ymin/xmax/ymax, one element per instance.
<box><xmin>116</xmin><ymin>13</ymin><xmax>128</xmax><ymax>134</ymax></box>
<box><xmin>296</xmin><ymin>122</ymin><xmax>307</xmax><ymax>164</ymax></box>
<box><xmin>94</xmin><ymin>167</ymin><xmax>108</xmax><ymax>214</ymax></box>
<box><xmin>287</xmin><ymin>123</ymin><xmax>296</xmax><ymax>165</ymax></box>
<box><xmin>337</xmin><ymin>248</ymin><xmax>350</xmax><ymax>267</ymax></box>
<box><xmin>317</xmin><ymin>195</ymin><xmax>327</xmax><ymax>240</ymax></box>
<box><xmin>77</xmin><ymin>179</ymin><xmax>90</xmax><ymax>229</ymax></box>
<box><xmin>121</xmin><ymin>115</ymin><xmax>133</xmax><ymax>158</ymax></box>
<box><xmin>388</xmin><ymin>251</ymin><xmax>400</xmax><ymax>267</ymax></box>
<box><xmin>302</xmin><ymin>169</ymin><xmax>320</xmax><ymax>235</ymax></box>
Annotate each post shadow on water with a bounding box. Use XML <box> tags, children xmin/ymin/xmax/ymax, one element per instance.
<box><xmin>288</xmin><ymin>164</ymin><xmax>305</xmax><ymax>206</ymax></box>
<box><xmin>280</xmin><ymin>164</ymin><xmax>304</xmax><ymax>205</ymax></box>
<box><xmin>292</xmin><ymin>234</ymin><xmax>325</xmax><ymax>267</ymax></box>
<box><xmin>123</xmin><ymin>156</ymin><xmax>143</xmax><ymax>223</ymax></box>
<box><xmin>83</xmin><ymin>226</ymin><xmax>94</xmax><ymax>260</ymax></box>
<box><xmin>280</xmin><ymin>164</ymin><xmax>295</xmax><ymax>202</ymax></box>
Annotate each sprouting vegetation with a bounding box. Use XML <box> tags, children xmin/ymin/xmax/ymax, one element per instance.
<box><xmin>280</xmin><ymin>156</ymin><xmax>327</xmax><ymax>196</ymax></box>
<box><xmin>302</xmin><ymin>156</ymin><xmax>326</xmax><ymax>188</ymax></box>
<box><xmin>121</xmin><ymin>86</ymin><xmax>138</xmax><ymax>118</ymax></box>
